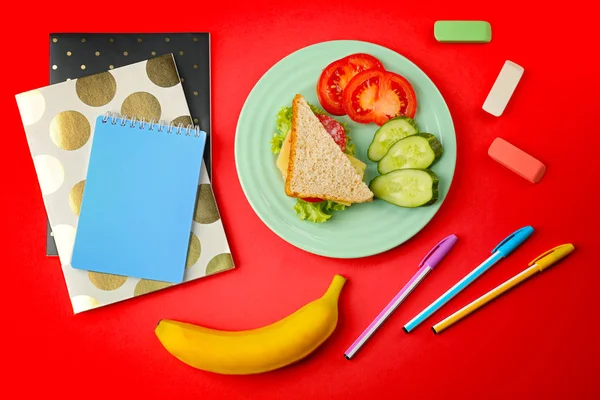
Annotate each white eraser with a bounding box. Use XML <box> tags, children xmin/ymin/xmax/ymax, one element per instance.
<box><xmin>482</xmin><ymin>61</ymin><xmax>524</xmax><ymax>117</ymax></box>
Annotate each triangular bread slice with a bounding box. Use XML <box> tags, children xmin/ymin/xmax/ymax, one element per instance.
<box><xmin>285</xmin><ymin>94</ymin><xmax>373</xmax><ymax>203</ymax></box>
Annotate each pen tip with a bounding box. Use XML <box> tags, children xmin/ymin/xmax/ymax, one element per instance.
<box><xmin>402</xmin><ymin>327</ymin><xmax>409</xmax><ymax>334</ymax></box>
<box><xmin>431</xmin><ymin>327</ymin><xmax>438</xmax><ymax>335</ymax></box>
<box><xmin>344</xmin><ymin>354</ymin><xmax>351</xmax><ymax>360</ymax></box>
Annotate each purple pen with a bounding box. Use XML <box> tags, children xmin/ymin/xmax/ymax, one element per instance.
<box><xmin>344</xmin><ymin>234</ymin><xmax>458</xmax><ymax>360</ymax></box>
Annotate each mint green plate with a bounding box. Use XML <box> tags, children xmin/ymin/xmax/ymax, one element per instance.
<box><xmin>235</xmin><ymin>40</ymin><xmax>456</xmax><ymax>258</ymax></box>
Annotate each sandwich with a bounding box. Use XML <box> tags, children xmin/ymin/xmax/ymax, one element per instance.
<box><xmin>272</xmin><ymin>94</ymin><xmax>373</xmax><ymax>223</ymax></box>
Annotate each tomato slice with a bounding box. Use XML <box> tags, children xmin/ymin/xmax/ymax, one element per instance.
<box><xmin>342</xmin><ymin>69</ymin><xmax>417</xmax><ymax>125</ymax></box>
<box><xmin>317</xmin><ymin>54</ymin><xmax>384</xmax><ymax>115</ymax></box>
<box><xmin>302</xmin><ymin>197</ymin><xmax>323</xmax><ymax>203</ymax></box>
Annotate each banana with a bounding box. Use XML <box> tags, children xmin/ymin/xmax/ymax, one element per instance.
<box><xmin>155</xmin><ymin>274</ymin><xmax>346</xmax><ymax>374</ymax></box>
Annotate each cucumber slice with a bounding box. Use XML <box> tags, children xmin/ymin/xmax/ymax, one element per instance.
<box><xmin>377</xmin><ymin>133</ymin><xmax>443</xmax><ymax>174</ymax></box>
<box><xmin>367</xmin><ymin>117</ymin><xmax>418</xmax><ymax>162</ymax></box>
<box><xmin>370</xmin><ymin>169</ymin><xmax>439</xmax><ymax>207</ymax></box>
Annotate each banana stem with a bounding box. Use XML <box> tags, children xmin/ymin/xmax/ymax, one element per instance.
<box><xmin>323</xmin><ymin>275</ymin><xmax>347</xmax><ymax>302</ymax></box>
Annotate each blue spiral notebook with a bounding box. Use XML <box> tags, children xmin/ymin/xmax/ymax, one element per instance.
<box><xmin>71</xmin><ymin>115</ymin><xmax>206</xmax><ymax>283</ymax></box>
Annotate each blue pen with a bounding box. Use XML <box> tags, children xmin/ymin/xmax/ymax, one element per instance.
<box><xmin>403</xmin><ymin>226</ymin><xmax>534</xmax><ymax>333</ymax></box>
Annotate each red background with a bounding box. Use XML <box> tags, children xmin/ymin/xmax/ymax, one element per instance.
<box><xmin>2</xmin><ymin>1</ymin><xmax>599</xmax><ymax>398</ymax></box>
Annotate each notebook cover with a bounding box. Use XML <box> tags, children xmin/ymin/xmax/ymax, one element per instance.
<box><xmin>16</xmin><ymin>54</ymin><xmax>234</xmax><ymax>313</ymax></box>
<box><xmin>72</xmin><ymin>117</ymin><xmax>206</xmax><ymax>283</ymax></box>
<box><xmin>46</xmin><ymin>33</ymin><xmax>211</xmax><ymax>256</ymax></box>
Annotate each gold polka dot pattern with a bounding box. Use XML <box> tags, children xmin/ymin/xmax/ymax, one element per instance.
<box><xmin>68</xmin><ymin>180</ymin><xmax>86</xmax><ymax>216</ymax></box>
<box><xmin>145</xmin><ymin>54</ymin><xmax>180</xmax><ymax>88</ymax></box>
<box><xmin>206</xmin><ymin>253</ymin><xmax>234</xmax><ymax>275</ymax></box>
<box><xmin>75</xmin><ymin>72</ymin><xmax>117</xmax><ymax>107</ymax></box>
<box><xmin>194</xmin><ymin>184</ymin><xmax>221</xmax><ymax>224</ymax></box>
<box><xmin>121</xmin><ymin>92</ymin><xmax>161</xmax><ymax>121</ymax></box>
<box><xmin>88</xmin><ymin>272</ymin><xmax>127</xmax><ymax>291</ymax></box>
<box><xmin>186</xmin><ymin>233</ymin><xmax>201</xmax><ymax>269</ymax></box>
<box><xmin>49</xmin><ymin>111</ymin><xmax>91</xmax><ymax>151</ymax></box>
<box><xmin>171</xmin><ymin>115</ymin><xmax>193</xmax><ymax>126</ymax></box>
<box><xmin>134</xmin><ymin>280</ymin><xmax>172</xmax><ymax>296</ymax></box>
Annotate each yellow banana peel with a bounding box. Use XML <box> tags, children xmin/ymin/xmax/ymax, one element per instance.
<box><xmin>155</xmin><ymin>274</ymin><xmax>346</xmax><ymax>374</ymax></box>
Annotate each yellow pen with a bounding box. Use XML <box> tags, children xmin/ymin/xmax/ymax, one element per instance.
<box><xmin>432</xmin><ymin>244</ymin><xmax>575</xmax><ymax>334</ymax></box>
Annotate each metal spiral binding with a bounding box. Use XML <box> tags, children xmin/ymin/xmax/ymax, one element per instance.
<box><xmin>101</xmin><ymin>112</ymin><xmax>201</xmax><ymax>137</ymax></box>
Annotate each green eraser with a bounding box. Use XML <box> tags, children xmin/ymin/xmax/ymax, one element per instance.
<box><xmin>434</xmin><ymin>21</ymin><xmax>492</xmax><ymax>43</ymax></box>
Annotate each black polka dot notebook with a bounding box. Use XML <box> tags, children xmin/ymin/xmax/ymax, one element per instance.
<box><xmin>17</xmin><ymin>51</ymin><xmax>234</xmax><ymax>313</ymax></box>
<box><xmin>47</xmin><ymin>33</ymin><xmax>212</xmax><ymax>256</ymax></box>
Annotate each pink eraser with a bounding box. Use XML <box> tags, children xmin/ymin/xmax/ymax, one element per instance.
<box><xmin>488</xmin><ymin>138</ymin><xmax>546</xmax><ymax>183</ymax></box>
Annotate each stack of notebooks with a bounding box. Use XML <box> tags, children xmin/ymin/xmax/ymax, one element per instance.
<box><xmin>15</xmin><ymin>33</ymin><xmax>234</xmax><ymax>314</ymax></box>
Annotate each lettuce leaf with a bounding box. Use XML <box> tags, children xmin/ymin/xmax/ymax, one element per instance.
<box><xmin>325</xmin><ymin>201</ymin><xmax>347</xmax><ymax>212</ymax></box>
<box><xmin>271</xmin><ymin>106</ymin><xmax>293</xmax><ymax>154</ymax></box>
<box><xmin>345</xmin><ymin>133</ymin><xmax>356</xmax><ymax>156</ymax></box>
<box><xmin>270</xmin><ymin>103</ymin><xmax>353</xmax><ymax>155</ymax></box>
<box><xmin>309</xmin><ymin>103</ymin><xmax>326</xmax><ymax>115</ymax></box>
<box><xmin>293</xmin><ymin>199</ymin><xmax>347</xmax><ymax>223</ymax></box>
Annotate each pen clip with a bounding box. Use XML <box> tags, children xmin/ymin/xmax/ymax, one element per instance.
<box><xmin>528</xmin><ymin>243</ymin><xmax>575</xmax><ymax>271</ymax></box>
<box><xmin>419</xmin><ymin>234</ymin><xmax>458</xmax><ymax>268</ymax></box>
<box><xmin>491</xmin><ymin>230</ymin><xmax>517</xmax><ymax>254</ymax></box>
<box><xmin>491</xmin><ymin>226</ymin><xmax>534</xmax><ymax>256</ymax></box>
<box><xmin>528</xmin><ymin>248</ymin><xmax>556</xmax><ymax>266</ymax></box>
